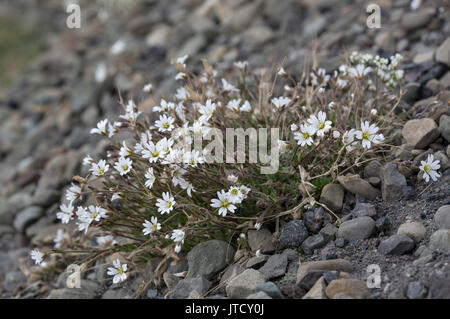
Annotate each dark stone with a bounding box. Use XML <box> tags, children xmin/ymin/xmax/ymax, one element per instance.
<box><xmin>301</xmin><ymin>234</ymin><xmax>327</xmax><ymax>255</ymax></box>
<box><xmin>375</xmin><ymin>217</ymin><xmax>390</xmax><ymax>233</ymax></box>
<box><xmin>378</xmin><ymin>234</ymin><xmax>415</xmax><ymax>255</ymax></box>
<box><xmin>304</xmin><ymin>207</ymin><xmax>328</xmax><ymax>233</ymax></box>
<box><xmin>279</xmin><ymin>220</ymin><xmax>308</xmax><ymax>248</ymax></box>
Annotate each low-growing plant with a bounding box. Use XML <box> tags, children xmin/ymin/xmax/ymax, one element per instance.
<box><xmin>32</xmin><ymin>51</ymin><xmax>414</xmax><ymax>286</ymax></box>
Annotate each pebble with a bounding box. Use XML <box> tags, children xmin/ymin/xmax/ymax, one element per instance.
<box><xmin>434</xmin><ymin>205</ymin><xmax>450</xmax><ymax>229</ymax></box>
<box><xmin>429</xmin><ymin>229</ymin><xmax>450</xmax><ymax>254</ymax></box>
<box><xmin>378</xmin><ymin>234</ymin><xmax>415</xmax><ymax>255</ymax></box>
<box><xmin>13</xmin><ymin>206</ymin><xmax>43</xmax><ymax>233</ymax></box>
<box><xmin>325</xmin><ymin>278</ymin><xmax>369</xmax><ymax>299</ymax></box>
<box><xmin>337</xmin><ymin>175</ymin><xmax>380</xmax><ymax>200</ymax></box>
<box><xmin>401</xmin><ymin>118</ymin><xmax>440</xmax><ymax>149</ymax></box>
<box><xmin>397</xmin><ymin>221</ymin><xmax>426</xmax><ymax>242</ymax></box>
<box><xmin>170</xmin><ymin>276</ymin><xmax>211</xmax><ymax>299</ymax></box>
<box><xmin>247</xmin><ymin>228</ymin><xmax>276</xmax><ymax>254</ymax></box>
<box><xmin>278</xmin><ymin>220</ymin><xmax>308</xmax><ymax>249</ymax></box>
<box><xmin>380</xmin><ymin>162</ymin><xmax>407</xmax><ymax>202</ymax></box>
<box><xmin>336</xmin><ymin>217</ymin><xmax>375</xmax><ymax>241</ymax></box>
<box><xmin>258</xmin><ymin>253</ymin><xmax>288</xmax><ymax>280</ymax></box>
<box><xmin>406</xmin><ymin>281</ymin><xmax>427</xmax><ymax>299</ymax></box>
<box><xmin>301</xmin><ymin>234</ymin><xmax>327</xmax><ymax>255</ymax></box>
<box><xmin>319</xmin><ymin>183</ymin><xmax>344</xmax><ymax>213</ymax></box>
<box><xmin>226</xmin><ymin>269</ymin><xmax>266</xmax><ymax>299</ymax></box>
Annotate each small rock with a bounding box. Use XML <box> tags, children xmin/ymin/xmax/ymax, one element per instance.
<box><xmin>13</xmin><ymin>206</ymin><xmax>43</xmax><ymax>233</ymax></box>
<box><xmin>335</xmin><ymin>238</ymin><xmax>347</xmax><ymax>248</ymax></box>
<box><xmin>246</xmin><ymin>255</ymin><xmax>270</xmax><ymax>269</ymax></box>
<box><xmin>325</xmin><ymin>278</ymin><xmax>369</xmax><ymax>299</ymax></box>
<box><xmin>351</xmin><ymin>202</ymin><xmax>377</xmax><ymax>218</ymax></box>
<box><xmin>402</xmin><ymin>82</ymin><xmax>421</xmax><ymax>104</ymax></box>
<box><xmin>247</xmin><ymin>228</ymin><xmax>276</xmax><ymax>253</ymax></box>
<box><xmin>3</xmin><ymin>271</ymin><xmax>27</xmax><ymax>292</ymax></box>
<box><xmin>406</xmin><ymin>281</ymin><xmax>427</xmax><ymax>299</ymax></box>
<box><xmin>439</xmin><ymin>114</ymin><xmax>450</xmax><ymax>143</ymax></box>
<box><xmin>375</xmin><ymin>31</ymin><xmax>395</xmax><ymax>52</ymax></box>
<box><xmin>302</xmin><ymin>277</ymin><xmax>327</xmax><ymax>299</ymax></box>
<box><xmin>278</xmin><ymin>220</ymin><xmax>308</xmax><ymax>248</ymax></box>
<box><xmin>320</xmin><ymin>183</ymin><xmax>344</xmax><ymax>213</ymax></box>
<box><xmin>323</xmin><ymin>271</ymin><xmax>339</xmax><ymax>285</ymax></box>
<box><xmin>296</xmin><ymin>259</ymin><xmax>353</xmax><ymax>285</ymax></box>
<box><xmin>401</xmin><ymin>118</ymin><xmax>440</xmax><ymax>149</ymax></box>
<box><xmin>163</xmin><ymin>272</ymin><xmax>181</xmax><ymax>290</ymax></box>
<box><xmin>304</xmin><ymin>207</ymin><xmax>328</xmax><ymax>233</ymax></box>
<box><xmin>380</xmin><ymin>162</ymin><xmax>407</xmax><ymax>202</ymax></box>
<box><xmin>378</xmin><ymin>234</ymin><xmax>415</xmax><ymax>255</ymax></box>
<box><xmin>226</xmin><ymin>269</ymin><xmax>266</xmax><ymax>299</ymax></box>
<box><xmin>433</xmin><ymin>151</ymin><xmax>450</xmax><ymax>171</ymax></box>
<box><xmin>255</xmin><ymin>282</ymin><xmax>284</xmax><ymax>299</ymax></box>
<box><xmin>258</xmin><ymin>254</ymin><xmax>288</xmax><ymax>279</ymax></box>
<box><xmin>246</xmin><ymin>291</ymin><xmax>272</xmax><ymax>299</ymax></box>
<box><xmin>436</xmin><ymin>37</ymin><xmax>450</xmax><ymax>67</ymax></box>
<box><xmin>170</xmin><ymin>276</ymin><xmax>211</xmax><ymax>299</ymax></box>
<box><xmin>187</xmin><ymin>240</ymin><xmax>235</xmax><ymax>280</ymax></box>
<box><xmin>429</xmin><ymin>229</ymin><xmax>450</xmax><ymax>253</ymax></box>
<box><xmin>401</xmin><ymin>7</ymin><xmax>436</xmax><ymax>31</ymax></box>
<box><xmin>337</xmin><ymin>217</ymin><xmax>375</xmax><ymax>241</ymax></box>
<box><xmin>364</xmin><ymin>160</ymin><xmax>382</xmax><ymax>178</ymax></box>
<box><xmin>301</xmin><ymin>234</ymin><xmax>327</xmax><ymax>255</ymax></box>
<box><xmin>397</xmin><ymin>221</ymin><xmax>426</xmax><ymax>242</ymax></box>
<box><xmin>319</xmin><ymin>223</ymin><xmax>338</xmax><ymax>242</ymax></box>
<box><xmin>434</xmin><ymin>205</ymin><xmax>450</xmax><ymax>229</ymax></box>
<box><xmin>429</xmin><ymin>264</ymin><xmax>450</xmax><ymax>298</ymax></box>
<box><xmin>337</xmin><ymin>175</ymin><xmax>380</xmax><ymax>200</ymax></box>
<box><xmin>220</xmin><ymin>263</ymin><xmax>245</xmax><ymax>285</ymax></box>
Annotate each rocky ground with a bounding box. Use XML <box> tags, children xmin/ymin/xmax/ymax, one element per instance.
<box><xmin>0</xmin><ymin>0</ymin><xmax>449</xmax><ymax>299</ymax></box>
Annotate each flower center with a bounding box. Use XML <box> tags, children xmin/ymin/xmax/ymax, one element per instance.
<box><xmin>221</xmin><ymin>200</ymin><xmax>230</xmax><ymax>208</ymax></box>
<box><xmin>302</xmin><ymin>132</ymin><xmax>310</xmax><ymax>139</ymax></box>
<box><xmin>318</xmin><ymin>122</ymin><xmax>325</xmax><ymax>130</ymax></box>
<box><xmin>423</xmin><ymin>164</ymin><xmax>430</xmax><ymax>174</ymax></box>
<box><xmin>98</xmin><ymin>169</ymin><xmax>104</xmax><ymax>175</ymax></box>
<box><xmin>122</xmin><ymin>165</ymin><xmax>128</xmax><ymax>171</ymax></box>
<box><xmin>362</xmin><ymin>131</ymin><xmax>369</xmax><ymax>140</ymax></box>
<box><xmin>163</xmin><ymin>122</ymin><xmax>170</xmax><ymax>129</ymax></box>
<box><xmin>231</xmin><ymin>189</ymin><xmax>238</xmax><ymax>196</ymax></box>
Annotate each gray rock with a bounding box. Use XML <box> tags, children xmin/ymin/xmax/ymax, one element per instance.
<box><xmin>170</xmin><ymin>276</ymin><xmax>211</xmax><ymax>299</ymax></box>
<box><xmin>401</xmin><ymin>118</ymin><xmax>440</xmax><ymax>149</ymax></box>
<box><xmin>246</xmin><ymin>291</ymin><xmax>272</xmax><ymax>299</ymax></box>
<box><xmin>401</xmin><ymin>7</ymin><xmax>436</xmax><ymax>31</ymax></box>
<box><xmin>402</xmin><ymin>82</ymin><xmax>421</xmax><ymax>104</ymax></box>
<box><xmin>394</xmin><ymin>144</ymin><xmax>415</xmax><ymax>161</ymax></box>
<box><xmin>163</xmin><ymin>272</ymin><xmax>181</xmax><ymax>290</ymax></box>
<box><xmin>337</xmin><ymin>217</ymin><xmax>375</xmax><ymax>241</ymax></box>
<box><xmin>246</xmin><ymin>255</ymin><xmax>270</xmax><ymax>269</ymax></box>
<box><xmin>242</xmin><ymin>26</ymin><xmax>273</xmax><ymax>46</ymax></box>
<box><xmin>429</xmin><ymin>264</ymin><xmax>450</xmax><ymax>298</ymax></box>
<box><xmin>301</xmin><ymin>234</ymin><xmax>327</xmax><ymax>255</ymax></box>
<box><xmin>226</xmin><ymin>269</ymin><xmax>266</xmax><ymax>299</ymax></box>
<box><xmin>220</xmin><ymin>263</ymin><xmax>245</xmax><ymax>285</ymax></box>
<box><xmin>364</xmin><ymin>160</ymin><xmax>382</xmax><ymax>178</ymax></box>
<box><xmin>325</xmin><ymin>278</ymin><xmax>369</xmax><ymax>299</ymax></box>
<box><xmin>258</xmin><ymin>254</ymin><xmax>288</xmax><ymax>279</ymax></box>
<box><xmin>406</xmin><ymin>281</ymin><xmax>427</xmax><ymax>299</ymax></box>
<box><xmin>436</xmin><ymin>37</ymin><xmax>450</xmax><ymax>68</ymax></box>
<box><xmin>319</xmin><ymin>223</ymin><xmax>338</xmax><ymax>242</ymax></box>
<box><xmin>248</xmin><ymin>228</ymin><xmax>275</xmax><ymax>253</ymax></box>
<box><xmin>447</xmin><ymin>144</ymin><xmax>450</xmax><ymax>158</ymax></box>
<box><xmin>3</xmin><ymin>271</ymin><xmax>27</xmax><ymax>292</ymax></box>
<box><xmin>320</xmin><ymin>183</ymin><xmax>344</xmax><ymax>213</ymax></box>
<box><xmin>380</xmin><ymin>162</ymin><xmax>407</xmax><ymax>202</ymax></box>
<box><xmin>337</xmin><ymin>175</ymin><xmax>380</xmax><ymax>200</ymax></box>
<box><xmin>397</xmin><ymin>221</ymin><xmax>426</xmax><ymax>242</ymax></box>
<box><xmin>439</xmin><ymin>114</ymin><xmax>450</xmax><ymax>143</ymax></box>
<box><xmin>434</xmin><ymin>205</ymin><xmax>450</xmax><ymax>229</ymax></box>
<box><xmin>255</xmin><ymin>282</ymin><xmax>284</xmax><ymax>299</ymax></box>
<box><xmin>351</xmin><ymin>202</ymin><xmax>377</xmax><ymax>218</ymax></box>
<box><xmin>187</xmin><ymin>240</ymin><xmax>235</xmax><ymax>280</ymax></box>
<box><xmin>101</xmin><ymin>289</ymin><xmax>134</xmax><ymax>299</ymax></box>
<box><xmin>278</xmin><ymin>220</ymin><xmax>308</xmax><ymax>248</ymax></box>
<box><xmin>302</xmin><ymin>277</ymin><xmax>327</xmax><ymax>299</ymax></box>
<box><xmin>296</xmin><ymin>259</ymin><xmax>353</xmax><ymax>285</ymax></box>
<box><xmin>375</xmin><ymin>31</ymin><xmax>395</xmax><ymax>52</ymax></box>
<box><xmin>378</xmin><ymin>234</ymin><xmax>415</xmax><ymax>255</ymax></box>
<box><xmin>429</xmin><ymin>229</ymin><xmax>450</xmax><ymax>253</ymax></box>
<box><xmin>13</xmin><ymin>206</ymin><xmax>43</xmax><ymax>233</ymax></box>
<box><xmin>304</xmin><ymin>208</ymin><xmax>327</xmax><ymax>233</ymax></box>
<box><xmin>47</xmin><ymin>281</ymin><xmax>101</xmax><ymax>299</ymax></box>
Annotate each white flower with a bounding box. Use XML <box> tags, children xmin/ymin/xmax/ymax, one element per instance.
<box><xmin>239</xmin><ymin>185</ymin><xmax>251</xmax><ymax>198</ymax></box>
<box><xmin>310</xmin><ymin>68</ymin><xmax>329</xmax><ymax>86</ymax></box>
<box><xmin>171</xmin><ymin>229</ymin><xmax>185</xmax><ymax>253</ymax></box>
<box><xmin>180</xmin><ymin>179</ymin><xmax>195</xmax><ymax>197</ymax></box>
<box><xmin>107</xmin><ymin>259</ymin><xmax>127</xmax><ymax>284</ymax></box>
<box><xmin>66</xmin><ymin>184</ymin><xmax>82</xmax><ymax>202</ymax></box>
<box><xmin>156</xmin><ymin>192</ymin><xmax>176</xmax><ymax>215</ymax></box>
<box><xmin>226</xmin><ymin>99</ymin><xmax>241</xmax><ymax>112</ymax></box>
<box><xmin>255</xmin><ymin>223</ymin><xmax>262</xmax><ymax>231</ymax></box>
<box><xmin>56</xmin><ymin>202</ymin><xmax>74</xmax><ymax>224</ymax></box>
<box><xmin>240</xmin><ymin>100</ymin><xmax>251</xmax><ymax>112</ymax></box>
<box><xmin>198</xmin><ymin>99</ymin><xmax>217</xmax><ymax>123</ymax></box>
<box><xmin>119</xmin><ymin>100</ymin><xmax>141</xmax><ymax>125</ymax></box>
<box><xmin>143</xmin><ymin>83</ymin><xmax>152</xmax><ymax>93</ymax></box>
<box><xmin>271</xmin><ymin>96</ymin><xmax>291</xmax><ymax>109</ymax></box>
<box><xmin>142</xmin><ymin>141</ymin><xmax>163</xmax><ymax>163</ymax></box>
<box><xmin>95</xmin><ymin>63</ymin><xmax>107</xmax><ymax>83</ymax></box>
<box><xmin>155</xmin><ymin>114</ymin><xmax>175</xmax><ymax>132</ymax></box>
<box><xmin>420</xmin><ymin>154</ymin><xmax>441</xmax><ymax>182</ymax></box>
<box><xmin>175</xmin><ymin>72</ymin><xmax>186</xmax><ymax>80</ymax></box>
<box><xmin>153</xmin><ymin>99</ymin><xmax>175</xmax><ymax>113</ymax></box>
<box><xmin>342</xmin><ymin>129</ymin><xmax>358</xmax><ymax>152</ymax></box>
<box><xmin>348</xmin><ymin>64</ymin><xmax>372</xmax><ymax>79</ymax></box>
<box><xmin>143</xmin><ymin>216</ymin><xmax>161</xmax><ymax>235</ymax></box>
<box><xmin>277</xmin><ymin>140</ymin><xmax>288</xmax><ymax>153</ymax></box>
<box><xmin>111</xmin><ymin>192</ymin><xmax>122</xmax><ymax>201</ymax></box>
<box><xmin>255</xmin><ymin>249</ymin><xmax>261</xmax><ymax>257</ymax></box>
<box><xmin>332</xmin><ymin>130</ymin><xmax>341</xmax><ymax>139</ymax></box>
<box><xmin>82</xmin><ymin>155</ymin><xmax>94</xmax><ymax>166</ymax></box>
<box><xmin>114</xmin><ymin>156</ymin><xmax>132</xmax><ymax>176</ymax></box>
<box><xmin>370</xmin><ymin>109</ymin><xmax>378</xmax><ymax>116</ymax></box>
<box><xmin>227</xmin><ymin>186</ymin><xmax>244</xmax><ymax>204</ymax></box>
<box><xmin>144</xmin><ymin>167</ymin><xmax>156</xmax><ymax>189</ymax></box>
<box><xmin>410</xmin><ymin>0</ymin><xmax>422</xmax><ymax>10</ymax></box>
<box><xmin>227</xmin><ymin>174</ymin><xmax>239</xmax><ymax>183</ymax></box>
<box><xmin>31</xmin><ymin>249</ymin><xmax>44</xmax><ymax>265</ymax></box>
<box><xmin>76</xmin><ymin>206</ymin><xmax>108</xmax><ymax>233</ymax></box>
<box><xmin>54</xmin><ymin>229</ymin><xmax>69</xmax><ymax>249</ymax></box>
<box><xmin>119</xmin><ymin>141</ymin><xmax>133</xmax><ymax>158</ymax></box>
<box><xmin>278</xmin><ymin>67</ymin><xmax>286</xmax><ymax>76</ymax></box>
<box><xmin>290</xmin><ymin>124</ymin><xmax>298</xmax><ymax>131</ymax></box>
<box><xmin>210</xmin><ymin>190</ymin><xmax>236</xmax><ymax>217</ymax></box>
<box><xmin>90</xmin><ymin>119</ymin><xmax>109</xmax><ymax>136</ymax></box>
<box><xmin>307</xmin><ymin>111</ymin><xmax>332</xmax><ymax>137</ymax></box>
<box><xmin>110</xmin><ymin>39</ymin><xmax>126</xmax><ymax>55</ymax></box>
<box><xmin>97</xmin><ymin>235</ymin><xmax>116</xmax><ymax>246</ymax></box>
<box><xmin>336</xmin><ymin>78</ymin><xmax>348</xmax><ymax>89</ymax></box>
<box><xmin>234</xmin><ymin>61</ymin><xmax>248</xmax><ymax>70</ymax></box>
<box><xmin>355</xmin><ymin>121</ymin><xmax>381</xmax><ymax>149</ymax></box>
<box><xmin>175</xmin><ymin>87</ymin><xmax>190</xmax><ymax>101</ymax></box>
<box><xmin>221</xmin><ymin>78</ymin><xmax>239</xmax><ymax>92</ymax></box>
<box><xmin>183</xmin><ymin>150</ymin><xmax>204</xmax><ymax>167</ymax></box>
<box><xmin>90</xmin><ymin>159</ymin><xmax>110</xmax><ymax>176</ymax></box>
<box><xmin>294</xmin><ymin>124</ymin><xmax>315</xmax><ymax>147</ymax></box>
<box><xmin>175</xmin><ymin>55</ymin><xmax>188</xmax><ymax>67</ymax></box>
